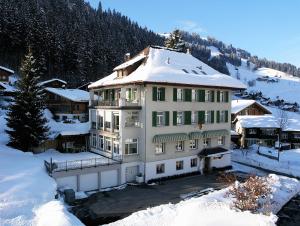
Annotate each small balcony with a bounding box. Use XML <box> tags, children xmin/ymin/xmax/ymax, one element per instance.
<box><xmin>91</xmin><ymin>98</ymin><xmax>141</xmax><ymax>109</ymax></box>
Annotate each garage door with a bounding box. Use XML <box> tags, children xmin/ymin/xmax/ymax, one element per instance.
<box><xmin>56</xmin><ymin>176</ymin><xmax>77</xmax><ymax>191</ymax></box>
<box><xmin>79</xmin><ymin>173</ymin><xmax>98</xmax><ymax>191</ymax></box>
<box><xmin>101</xmin><ymin>170</ymin><xmax>118</xmax><ymax>188</ymax></box>
<box><xmin>125</xmin><ymin>166</ymin><xmax>139</xmax><ymax>182</ymax></box>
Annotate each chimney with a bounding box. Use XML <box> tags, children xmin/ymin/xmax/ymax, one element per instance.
<box><xmin>124</xmin><ymin>53</ymin><xmax>131</xmax><ymax>62</ymax></box>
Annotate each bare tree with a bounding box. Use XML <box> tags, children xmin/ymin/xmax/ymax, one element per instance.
<box><xmin>276</xmin><ymin>109</ymin><xmax>289</xmax><ymax>160</ymax></box>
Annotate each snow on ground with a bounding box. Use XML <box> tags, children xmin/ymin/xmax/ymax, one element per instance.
<box><xmin>208</xmin><ymin>46</ymin><xmax>222</xmax><ymax>58</ymax></box>
<box><xmin>232</xmin><ymin>145</ymin><xmax>300</xmax><ymax>178</ymax></box>
<box><xmin>228</xmin><ymin>60</ymin><xmax>300</xmax><ymax>104</ymax></box>
<box><xmin>107</xmin><ymin>174</ymin><xmax>300</xmax><ymax>226</ymax></box>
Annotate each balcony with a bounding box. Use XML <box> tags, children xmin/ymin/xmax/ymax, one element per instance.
<box><xmin>91</xmin><ymin>98</ymin><xmax>141</xmax><ymax>109</ymax></box>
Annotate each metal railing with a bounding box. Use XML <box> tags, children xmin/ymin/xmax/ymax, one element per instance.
<box><xmin>91</xmin><ymin>99</ymin><xmax>140</xmax><ymax>107</ymax></box>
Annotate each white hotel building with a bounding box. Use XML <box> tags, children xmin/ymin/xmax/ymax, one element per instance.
<box><xmin>88</xmin><ymin>46</ymin><xmax>246</xmax><ymax>183</ymax></box>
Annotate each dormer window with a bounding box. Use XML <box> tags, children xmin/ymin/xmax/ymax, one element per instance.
<box><xmin>182</xmin><ymin>69</ymin><xmax>188</xmax><ymax>73</ymax></box>
<box><xmin>192</xmin><ymin>70</ymin><xmax>198</xmax><ymax>74</ymax></box>
<box><xmin>117</xmin><ymin>70</ymin><xmax>123</xmax><ymax>78</ymax></box>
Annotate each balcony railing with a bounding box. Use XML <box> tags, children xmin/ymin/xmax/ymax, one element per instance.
<box><xmin>91</xmin><ymin>99</ymin><xmax>140</xmax><ymax>108</ymax></box>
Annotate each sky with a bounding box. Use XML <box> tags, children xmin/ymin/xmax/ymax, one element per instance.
<box><xmin>87</xmin><ymin>0</ymin><xmax>300</xmax><ymax>67</ymax></box>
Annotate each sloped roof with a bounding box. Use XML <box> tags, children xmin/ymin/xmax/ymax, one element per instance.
<box><xmin>45</xmin><ymin>88</ymin><xmax>89</xmax><ymax>102</ymax></box>
<box><xmin>0</xmin><ymin>66</ymin><xmax>14</xmax><ymax>74</ymax></box>
<box><xmin>236</xmin><ymin>115</ymin><xmax>279</xmax><ymax>128</ymax></box>
<box><xmin>89</xmin><ymin>46</ymin><xmax>246</xmax><ymax>90</ymax></box>
<box><xmin>231</xmin><ymin>99</ymin><xmax>271</xmax><ymax>114</ymax></box>
<box><xmin>39</xmin><ymin>78</ymin><xmax>67</xmax><ymax>86</ymax></box>
<box><xmin>0</xmin><ymin>82</ymin><xmax>16</xmax><ymax>92</ymax></box>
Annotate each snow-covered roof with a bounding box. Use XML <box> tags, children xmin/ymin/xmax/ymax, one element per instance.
<box><xmin>0</xmin><ymin>66</ymin><xmax>14</xmax><ymax>74</ymax></box>
<box><xmin>113</xmin><ymin>54</ymin><xmax>146</xmax><ymax>71</ymax></box>
<box><xmin>39</xmin><ymin>78</ymin><xmax>67</xmax><ymax>86</ymax></box>
<box><xmin>236</xmin><ymin>115</ymin><xmax>279</xmax><ymax>128</ymax></box>
<box><xmin>45</xmin><ymin>88</ymin><xmax>89</xmax><ymax>102</ymax></box>
<box><xmin>231</xmin><ymin>99</ymin><xmax>271</xmax><ymax>114</ymax></box>
<box><xmin>0</xmin><ymin>82</ymin><xmax>16</xmax><ymax>92</ymax></box>
<box><xmin>89</xmin><ymin>46</ymin><xmax>246</xmax><ymax>90</ymax></box>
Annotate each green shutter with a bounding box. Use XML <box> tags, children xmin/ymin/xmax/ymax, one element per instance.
<box><xmin>152</xmin><ymin>87</ymin><xmax>157</xmax><ymax>101</ymax></box>
<box><xmin>173</xmin><ymin>88</ymin><xmax>177</xmax><ymax>102</ymax></box>
<box><xmin>211</xmin><ymin>90</ymin><xmax>215</xmax><ymax>102</ymax></box>
<box><xmin>111</xmin><ymin>90</ymin><xmax>115</xmax><ymax>101</ymax></box>
<box><xmin>217</xmin><ymin>111</ymin><xmax>220</xmax><ymax>123</ymax></box>
<box><xmin>165</xmin><ymin>111</ymin><xmax>169</xmax><ymax>126</ymax></box>
<box><xmin>128</xmin><ymin>88</ymin><xmax>132</xmax><ymax>100</ymax></box>
<box><xmin>198</xmin><ymin>111</ymin><xmax>205</xmax><ymax>124</ymax></box>
<box><xmin>184</xmin><ymin>89</ymin><xmax>192</xmax><ymax>102</ymax></box>
<box><xmin>225</xmin><ymin>110</ymin><xmax>229</xmax><ymax>123</ymax></box>
<box><xmin>225</xmin><ymin>91</ymin><xmax>229</xmax><ymax>102</ymax></box>
<box><xmin>161</xmin><ymin>88</ymin><xmax>165</xmax><ymax>101</ymax></box>
<box><xmin>152</xmin><ymin>111</ymin><xmax>157</xmax><ymax>127</ymax></box>
<box><xmin>197</xmin><ymin>90</ymin><xmax>205</xmax><ymax>102</ymax></box>
<box><xmin>211</xmin><ymin>110</ymin><xmax>215</xmax><ymax>123</ymax></box>
<box><xmin>217</xmin><ymin>91</ymin><xmax>220</xmax><ymax>102</ymax></box>
<box><xmin>184</xmin><ymin>111</ymin><xmax>191</xmax><ymax>125</ymax></box>
<box><xmin>173</xmin><ymin>111</ymin><xmax>177</xmax><ymax>125</ymax></box>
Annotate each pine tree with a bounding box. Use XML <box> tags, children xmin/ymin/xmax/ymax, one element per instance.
<box><xmin>6</xmin><ymin>50</ymin><xmax>49</xmax><ymax>152</ymax></box>
<box><xmin>165</xmin><ymin>29</ymin><xmax>187</xmax><ymax>52</ymax></box>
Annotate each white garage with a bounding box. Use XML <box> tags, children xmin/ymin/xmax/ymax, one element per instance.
<box><xmin>56</xmin><ymin>176</ymin><xmax>77</xmax><ymax>191</ymax></box>
<box><xmin>125</xmin><ymin>165</ymin><xmax>139</xmax><ymax>182</ymax></box>
<box><xmin>101</xmin><ymin>170</ymin><xmax>118</xmax><ymax>188</ymax></box>
<box><xmin>79</xmin><ymin>173</ymin><xmax>98</xmax><ymax>191</ymax></box>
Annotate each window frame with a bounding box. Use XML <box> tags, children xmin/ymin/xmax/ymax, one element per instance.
<box><xmin>156</xmin><ymin>163</ymin><xmax>165</xmax><ymax>174</ymax></box>
<box><xmin>177</xmin><ymin>88</ymin><xmax>183</xmax><ymax>101</ymax></box>
<box><xmin>155</xmin><ymin>143</ymin><xmax>165</xmax><ymax>154</ymax></box>
<box><xmin>218</xmin><ymin>136</ymin><xmax>226</xmax><ymax>146</ymax></box>
<box><xmin>125</xmin><ymin>138</ymin><xmax>138</xmax><ymax>155</ymax></box>
<box><xmin>203</xmin><ymin>138</ymin><xmax>211</xmax><ymax>147</ymax></box>
<box><xmin>176</xmin><ymin>141</ymin><xmax>184</xmax><ymax>151</ymax></box>
<box><xmin>177</xmin><ymin>111</ymin><xmax>184</xmax><ymax>125</ymax></box>
<box><xmin>176</xmin><ymin>160</ymin><xmax>184</xmax><ymax>170</ymax></box>
<box><xmin>191</xmin><ymin>158</ymin><xmax>198</xmax><ymax>167</ymax></box>
<box><xmin>189</xmin><ymin>139</ymin><xmax>197</xmax><ymax>150</ymax></box>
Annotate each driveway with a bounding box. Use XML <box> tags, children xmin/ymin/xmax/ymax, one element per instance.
<box><xmin>72</xmin><ymin>173</ymin><xmax>225</xmax><ymax>225</ymax></box>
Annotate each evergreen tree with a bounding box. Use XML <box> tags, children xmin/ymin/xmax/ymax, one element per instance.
<box><xmin>6</xmin><ymin>50</ymin><xmax>49</xmax><ymax>152</ymax></box>
<box><xmin>165</xmin><ymin>29</ymin><xmax>187</xmax><ymax>52</ymax></box>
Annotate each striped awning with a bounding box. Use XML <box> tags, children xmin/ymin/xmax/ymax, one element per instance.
<box><xmin>189</xmin><ymin>132</ymin><xmax>203</xmax><ymax>140</ymax></box>
<box><xmin>202</xmin><ymin>129</ymin><xmax>229</xmax><ymax>138</ymax></box>
<box><xmin>153</xmin><ymin>133</ymin><xmax>189</xmax><ymax>143</ymax></box>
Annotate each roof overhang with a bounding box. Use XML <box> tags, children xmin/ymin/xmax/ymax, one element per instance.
<box><xmin>198</xmin><ymin>147</ymin><xmax>232</xmax><ymax>157</ymax></box>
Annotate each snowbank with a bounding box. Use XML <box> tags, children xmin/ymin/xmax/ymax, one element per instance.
<box><xmin>108</xmin><ymin>174</ymin><xmax>299</xmax><ymax>226</ymax></box>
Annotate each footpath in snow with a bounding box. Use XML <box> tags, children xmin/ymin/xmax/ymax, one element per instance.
<box><xmin>107</xmin><ymin>174</ymin><xmax>300</xmax><ymax>226</ymax></box>
<box><xmin>232</xmin><ymin>145</ymin><xmax>300</xmax><ymax>178</ymax></box>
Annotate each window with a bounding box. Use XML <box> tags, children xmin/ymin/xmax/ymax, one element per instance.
<box><xmin>249</xmin><ymin>129</ymin><xmax>257</xmax><ymax>135</ymax></box>
<box><xmin>191</xmin><ymin>158</ymin><xmax>198</xmax><ymax>167</ymax></box>
<box><xmin>192</xmin><ymin>70</ymin><xmax>198</xmax><ymax>74</ymax></box>
<box><xmin>261</xmin><ymin>129</ymin><xmax>275</xmax><ymax>136</ymax></box>
<box><xmin>205</xmin><ymin>90</ymin><xmax>211</xmax><ymax>102</ymax></box>
<box><xmin>156</xmin><ymin>164</ymin><xmax>165</xmax><ymax>174</ymax></box>
<box><xmin>113</xmin><ymin>141</ymin><xmax>119</xmax><ymax>154</ymax></box>
<box><xmin>177</xmin><ymin>89</ymin><xmax>183</xmax><ymax>101</ymax></box>
<box><xmin>155</xmin><ymin>143</ymin><xmax>165</xmax><ymax>154</ymax></box>
<box><xmin>176</xmin><ymin>141</ymin><xmax>184</xmax><ymax>151</ymax></box>
<box><xmin>192</xmin><ymin>89</ymin><xmax>197</xmax><ymax>101</ymax></box>
<box><xmin>281</xmin><ymin>133</ymin><xmax>288</xmax><ymax>139</ymax></box>
<box><xmin>97</xmin><ymin>115</ymin><xmax>103</xmax><ymax>129</ymax></box>
<box><xmin>113</xmin><ymin>114</ymin><xmax>119</xmax><ymax>130</ymax></box>
<box><xmin>125</xmin><ymin>139</ymin><xmax>138</xmax><ymax>155</ymax></box>
<box><xmin>157</xmin><ymin>112</ymin><xmax>165</xmax><ymax>126</ymax></box>
<box><xmin>92</xmin><ymin>121</ymin><xmax>96</xmax><ymax>129</ymax></box>
<box><xmin>191</xmin><ymin>111</ymin><xmax>197</xmax><ymax>124</ymax></box>
<box><xmin>105</xmin><ymin>138</ymin><xmax>112</xmax><ymax>152</ymax></box>
<box><xmin>126</xmin><ymin>88</ymin><xmax>138</xmax><ymax>102</ymax></box>
<box><xmin>98</xmin><ymin>135</ymin><xmax>104</xmax><ymax>150</ymax></box>
<box><xmin>189</xmin><ymin>140</ymin><xmax>197</xmax><ymax>149</ymax></box>
<box><xmin>157</xmin><ymin>87</ymin><xmax>165</xmax><ymax>101</ymax></box>
<box><xmin>182</xmin><ymin>69</ymin><xmax>189</xmax><ymax>73</ymax></box>
<box><xmin>104</xmin><ymin>121</ymin><xmax>111</xmax><ymax>131</ymax></box>
<box><xmin>177</xmin><ymin>112</ymin><xmax>184</xmax><ymax>125</ymax></box>
<box><xmin>91</xmin><ymin>134</ymin><xmax>97</xmax><ymax>147</ymax></box>
<box><xmin>125</xmin><ymin>111</ymin><xmax>139</xmax><ymax>127</ymax></box>
<box><xmin>220</xmin><ymin>110</ymin><xmax>226</xmax><ymax>123</ymax></box>
<box><xmin>176</xmin><ymin>161</ymin><xmax>184</xmax><ymax>170</ymax></box>
<box><xmin>218</xmin><ymin>136</ymin><xmax>225</xmax><ymax>146</ymax></box>
<box><xmin>205</xmin><ymin>111</ymin><xmax>214</xmax><ymax>124</ymax></box>
<box><xmin>203</xmin><ymin>138</ymin><xmax>211</xmax><ymax>147</ymax></box>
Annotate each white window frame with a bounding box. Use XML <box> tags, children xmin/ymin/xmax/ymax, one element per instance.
<box><xmin>155</xmin><ymin>143</ymin><xmax>165</xmax><ymax>154</ymax></box>
<box><xmin>218</xmin><ymin>136</ymin><xmax>225</xmax><ymax>146</ymax></box>
<box><xmin>113</xmin><ymin>140</ymin><xmax>119</xmax><ymax>154</ymax></box>
<box><xmin>220</xmin><ymin>91</ymin><xmax>225</xmax><ymax>102</ymax></box>
<box><xmin>125</xmin><ymin>138</ymin><xmax>138</xmax><ymax>155</ymax></box>
<box><xmin>92</xmin><ymin>134</ymin><xmax>97</xmax><ymax>147</ymax></box>
<box><xmin>192</xmin><ymin>89</ymin><xmax>197</xmax><ymax>101</ymax></box>
<box><xmin>177</xmin><ymin>111</ymin><xmax>184</xmax><ymax>125</ymax></box>
<box><xmin>176</xmin><ymin>141</ymin><xmax>184</xmax><ymax>151</ymax></box>
<box><xmin>156</xmin><ymin>112</ymin><xmax>165</xmax><ymax>126</ymax></box>
<box><xmin>205</xmin><ymin>111</ymin><xmax>212</xmax><ymax>124</ymax></box>
<box><xmin>203</xmin><ymin>138</ymin><xmax>211</xmax><ymax>147</ymax></box>
<box><xmin>220</xmin><ymin>110</ymin><xmax>226</xmax><ymax>123</ymax></box>
<box><xmin>98</xmin><ymin>135</ymin><xmax>104</xmax><ymax>150</ymax></box>
<box><xmin>249</xmin><ymin>129</ymin><xmax>257</xmax><ymax>134</ymax></box>
<box><xmin>177</xmin><ymin>88</ymin><xmax>183</xmax><ymax>101</ymax></box>
<box><xmin>191</xmin><ymin>111</ymin><xmax>197</xmax><ymax>124</ymax></box>
<box><xmin>205</xmin><ymin>90</ymin><xmax>211</xmax><ymax>102</ymax></box>
<box><xmin>189</xmin><ymin>140</ymin><xmax>197</xmax><ymax>149</ymax></box>
<box><xmin>105</xmin><ymin>137</ymin><xmax>112</xmax><ymax>152</ymax></box>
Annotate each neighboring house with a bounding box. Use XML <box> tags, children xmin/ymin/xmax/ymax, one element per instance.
<box><xmin>39</xmin><ymin>78</ymin><xmax>67</xmax><ymax>88</ymax></box>
<box><xmin>44</xmin><ymin>88</ymin><xmax>89</xmax><ymax>122</ymax></box>
<box><xmin>87</xmin><ymin>46</ymin><xmax>246</xmax><ymax>185</ymax></box>
<box><xmin>0</xmin><ymin>66</ymin><xmax>14</xmax><ymax>82</ymax></box>
<box><xmin>55</xmin><ymin>131</ymin><xmax>89</xmax><ymax>153</ymax></box>
<box><xmin>231</xmin><ymin>99</ymin><xmax>271</xmax><ymax>122</ymax></box>
<box><xmin>234</xmin><ymin>115</ymin><xmax>279</xmax><ymax>148</ymax></box>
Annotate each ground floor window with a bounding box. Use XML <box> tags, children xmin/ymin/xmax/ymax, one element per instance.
<box><xmin>218</xmin><ymin>136</ymin><xmax>225</xmax><ymax>146</ymax></box>
<box><xmin>156</xmin><ymin>163</ymin><xmax>165</xmax><ymax>174</ymax></box>
<box><xmin>191</xmin><ymin>158</ymin><xmax>198</xmax><ymax>167</ymax></box>
<box><xmin>176</xmin><ymin>160</ymin><xmax>184</xmax><ymax>170</ymax></box>
<box><xmin>176</xmin><ymin>141</ymin><xmax>184</xmax><ymax>151</ymax></box>
<box><xmin>105</xmin><ymin>138</ymin><xmax>112</xmax><ymax>152</ymax></box>
<box><xmin>113</xmin><ymin>141</ymin><xmax>119</xmax><ymax>154</ymax></box>
<box><xmin>189</xmin><ymin>140</ymin><xmax>197</xmax><ymax>149</ymax></box>
<box><xmin>91</xmin><ymin>134</ymin><xmax>97</xmax><ymax>147</ymax></box>
<box><xmin>125</xmin><ymin>138</ymin><xmax>138</xmax><ymax>155</ymax></box>
<box><xmin>98</xmin><ymin>135</ymin><xmax>104</xmax><ymax>150</ymax></box>
<box><xmin>155</xmin><ymin>143</ymin><xmax>165</xmax><ymax>154</ymax></box>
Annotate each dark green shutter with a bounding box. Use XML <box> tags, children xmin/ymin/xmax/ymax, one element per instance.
<box><xmin>225</xmin><ymin>91</ymin><xmax>229</xmax><ymax>102</ymax></box>
<box><xmin>217</xmin><ymin>111</ymin><xmax>220</xmax><ymax>123</ymax></box>
<box><xmin>197</xmin><ymin>90</ymin><xmax>205</xmax><ymax>102</ymax></box>
<box><xmin>152</xmin><ymin>111</ymin><xmax>157</xmax><ymax>127</ymax></box>
<box><xmin>173</xmin><ymin>111</ymin><xmax>177</xmax><ymax>125</ymax></box>
<box><xmin>184</xmin><ymin>89</ymin><xmax>192</xmax><ymax>102</ymax></box>
<box><xmin>184</xmin><ymin>111</ymin><xmax>191</xmax><ymax>125</ymax></box>
<box><xmin>111</xmin><ymin>90</ymin><xmax>115</xmax><ymax>101</ymax></box>
<box><xmin>161</xmin><ymin>88</ymin><xmax>165</xmax><ymax>101</ymax></box>
<box><xmin>198</xmin><ymin>111</ymin><xmax>205</xmax><ymax>124</ymax></box>
<box><xmin>225</xmin><ymin>110</ymin><xmax>229</xmax><ymax>123</ymax></box>
<box><xmin>211</xmin><ymin>110</ymin><xmax>215</xmax><ymax>123</ymax></box>
<box><xmin>211</xmin><ymin>90</ymin><xmax>215</xmax><ymax>102</ymax></box>
<box><xmin>165</xmin><ymin>111</ymin><xmax>169</xmax><ymax>126</ymax></box>
<box><xmin>217</xmin><ymin>91</ymin><xmax>220</xmax><ymax>102</ymax></box>
<box><xmin>128</xmin><ymin>88</ymin><xmax>132</xmax><ymax>100</ymax></box>
<box><xmin>152</xmin><ymin>87</ymin><xmax>157</xmax><ymax>101</ymax></box>
<box><xmin>173</xmin><ymin>88</ymin><xmax>177</xmax><ymax>102</ymax></box>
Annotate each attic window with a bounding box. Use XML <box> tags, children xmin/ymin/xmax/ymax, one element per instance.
<box><xmin>192</xmin><ymin>70</ymin><xmax>198</xmax><ymax>74</ymax></box>
<box><xmin>182</xmin><ymin>69</ymin><xmax>189</xmax><ymax>73</ymax></box>
<box><xmin>197</xmin><ymin>66</ymin><xmax>202</xmax><ymax>70</ymax></box>
<box><xmin>201</xmin><ymin>71</ymin><xmax>207</xmax><ymax>75</ymax></box>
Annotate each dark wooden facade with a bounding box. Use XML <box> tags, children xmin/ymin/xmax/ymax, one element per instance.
<box><xmin>0</xmin><ymin>67</ymin><xmax>14</xmax><ymax>82</ymax></box>
<box><xmin>231</xmin><ymin>102</ymin><xmax>271</xmax><ymax>122</ymax></box>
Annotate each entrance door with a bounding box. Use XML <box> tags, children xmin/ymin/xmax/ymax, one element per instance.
<box><xmin>125</xmin><ymin>166</ymin><xmax>139</xmax><ymax>182</ymax></box>
<box><xmin>203</xmin><ymin>157</ymin><xmax>211</xmax><ymax>173</ymax></box>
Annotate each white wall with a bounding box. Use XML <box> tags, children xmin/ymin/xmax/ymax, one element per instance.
<box><xmin>210</xmin><ymin>153</ymin><xmax>231</xmax><ymax>168</ymax></box>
